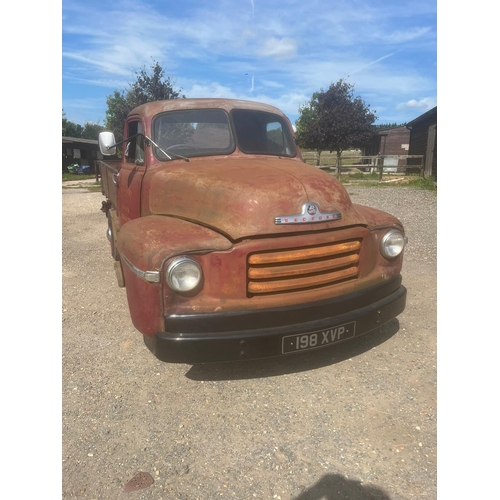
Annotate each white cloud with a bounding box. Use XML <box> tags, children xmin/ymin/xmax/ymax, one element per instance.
<box><xmin>185</xmin><ymin>83</ymin><xmax>239</xmax><ymax>99</ymax></box>
<box><xmin>396</xmin><ymin>97</ymin><xmax>436</xmax><ymax>110</ymax></box>
<box><xmin>374</xmin><ymin>26</ymin><xmax>432</xmax><ymax>44</ymax></box>
<box><xmin>260</xmin><ymin>80</ymin><xmax>285</xmax><ymax>89</ymax></box>
<box><xmin>258</xmin><ymin>37</ymin><xmax>298</xmax><ymax>60</ymax></box>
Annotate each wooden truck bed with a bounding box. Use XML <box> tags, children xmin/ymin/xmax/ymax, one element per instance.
<box><xmin>98</xmin><ymin>159</ymin><xmax>121</xmax><ymax>210</ymax></box>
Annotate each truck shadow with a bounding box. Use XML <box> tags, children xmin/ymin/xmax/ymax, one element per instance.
<box><xmin>291</xmin><ymin>473</ymin><xmax>392</xmax><ymax>499</ymax></box>
<box><xmin>185</xmin><ymin>319</ymin><xmax>399</xmax><ymax>381</ymax></box>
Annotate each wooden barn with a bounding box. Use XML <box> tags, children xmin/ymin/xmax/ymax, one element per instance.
<box><xmin>364</xmin><ymin>126</ymin><xmax>410</xmax><ymax>157</ymax></box>
<box><xmin>62</xmin><ymin>136</ymin><xmax>101</xmax><ymax>173</ymax></box>
<box><xmin>406</xmin><ymin>107</ymin><xmax>437</xmax><ymax>179</ymax></box>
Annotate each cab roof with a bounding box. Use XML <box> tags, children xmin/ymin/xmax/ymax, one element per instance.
<box><xmin>129</xmin><ymin>98</ymin><xmax>288</xmax><ymax>119</ymax></box>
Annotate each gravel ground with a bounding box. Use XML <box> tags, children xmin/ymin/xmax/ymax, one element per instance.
<box><xmin>62</xmin><ymin>181</ymin><xmax>436</xmax><ymax>500</ymax></box>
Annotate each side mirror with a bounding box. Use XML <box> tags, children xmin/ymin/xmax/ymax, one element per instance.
<box><xmin>99</xmin><ymin>131</ymin><xmax>117</xmax><ymax>156</ymax></box>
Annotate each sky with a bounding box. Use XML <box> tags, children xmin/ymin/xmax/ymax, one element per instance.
<box><xmin>62</xmin><ymin>0</ymin><xmax>437</xmax><ymax>128</ymax></box>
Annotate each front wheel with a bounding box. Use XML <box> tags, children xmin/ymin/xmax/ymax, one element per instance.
<box><xmin>107</xmin><ymin>216</ymin><xmax>120</xmax><ymax>261</ymax></box>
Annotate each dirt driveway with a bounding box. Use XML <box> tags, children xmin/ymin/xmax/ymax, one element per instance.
<box><xmin>62</xmin><ymin>182</ymin><xmax>436</xmax><ymax>499</ymax></box>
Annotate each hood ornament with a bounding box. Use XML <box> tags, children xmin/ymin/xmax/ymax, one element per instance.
<box><xmin>275</xmin><ymin>203</ymin><xmax>342</xmax><ymax>225</ymax></box>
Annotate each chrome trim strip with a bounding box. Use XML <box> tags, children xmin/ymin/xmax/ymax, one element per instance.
<box><xmin>120</xmin><ymin>254</ymin><xmax>161</xmax><ymax>283</ymax></box>
<box><xmin>275</xmin><ymin>202</ymin><xmax>342</xmax><ymax>225</ymax></box>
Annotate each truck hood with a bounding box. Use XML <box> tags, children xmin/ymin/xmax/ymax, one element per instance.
<box><xmin>147</xmin><ymin>157</ymin><xmax>373</xmax><ymax>240</ymax></box>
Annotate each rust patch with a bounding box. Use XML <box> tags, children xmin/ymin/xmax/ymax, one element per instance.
<box><xmin>123</xmin><ymin>471</ymin><xmax>154</xmax><ymax>492</ymax></box>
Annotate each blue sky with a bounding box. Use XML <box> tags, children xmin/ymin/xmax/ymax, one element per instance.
<box><xmin>62</xmin><ymin>0</ymin><xmax>436</xmax><ymax>128</ymax></box>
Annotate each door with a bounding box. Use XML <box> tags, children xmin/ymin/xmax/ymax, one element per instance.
<box><xmin>117</xmin><ymin>119</ymin><xmax>146</xmax><ymax>226</ymax></box>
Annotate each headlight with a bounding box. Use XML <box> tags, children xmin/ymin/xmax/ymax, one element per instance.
<box><xmin>380</xmin><ymin>230</ymin><xmax>407</xmax><ymax>259</ymax></box>
<box><xmin>166</xmin><ymin>257</ymin><xmax>203</xmax><ymax>293</ymax></box>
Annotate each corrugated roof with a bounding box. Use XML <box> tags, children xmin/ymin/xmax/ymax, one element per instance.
<box><xmin>406</xmin><ymin>107</ymin><xmax>437</xmax><ymax>127</ymax></box>
<box><xmin>62</xmin><ymin>136</ymin><xmax>98</xmax><ymax>145</ymax></box>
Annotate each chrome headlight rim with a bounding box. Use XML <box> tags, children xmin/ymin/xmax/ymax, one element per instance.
<box><xmin>166</xmin><ymin>257</ymin><xmax>203</xmax><ymax>294</ymax></box>
<box><xmin>380</xmin><ymin>229</ymin><xmax>407</xmax><ymax>259</ymax></box>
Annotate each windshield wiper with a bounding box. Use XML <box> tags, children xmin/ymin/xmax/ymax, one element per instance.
<box><xmin>111</xmin><ymin>132</ymin><xmax>190</xmax><ymax>162</ymax></box>
<box><xmin>144</xmin><ymin>136</ymin><xmax>190</xmax><ymax>162</ymax></box>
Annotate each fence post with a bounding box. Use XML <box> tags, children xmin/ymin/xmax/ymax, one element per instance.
<box><xmin>378</xmin><ymin>156</ymin><xmax>383</xmax><ymax>181</ymax></box>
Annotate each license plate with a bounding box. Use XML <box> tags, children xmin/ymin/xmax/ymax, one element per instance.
<box><xmin>282</xmin><ymin>321</ymin><xmax>356</xmax><ymax>354</ymax></box>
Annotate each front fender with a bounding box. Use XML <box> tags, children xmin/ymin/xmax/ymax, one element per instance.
<box><xmin>117</xmin><ymin>215</ymin><xmax>233</xmax><ymax>271</ymax></box>
<box><xmin>116</xmin><ymin>215</ymin><xmax>233</xmax><ymax>336</ymax></box>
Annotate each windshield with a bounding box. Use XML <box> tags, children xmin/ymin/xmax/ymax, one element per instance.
<box><xmin>153</xmin><ymin>109</ymin><xmax>235</xmax><ymax>160</ymax></box>
<box><xmin>231</xmin><ymin>109</ymin><xmax>296</xmax><ymax>157</ymax></box>
<box><xmin>153</xmin><ymin>107</ymin><xmax>297</xmax><ymax>160</ymax></box>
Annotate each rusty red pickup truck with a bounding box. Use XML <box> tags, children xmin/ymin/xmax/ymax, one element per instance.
<box><xmin>98</xmin><ymin>98</ymin><xmax>407</xmax><ymax>363</ymax></box>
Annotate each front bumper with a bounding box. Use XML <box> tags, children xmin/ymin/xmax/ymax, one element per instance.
<box><xmin>147</xmin><ymin>276</ymin><xmax>406</xmax><ymax>363</ymax></box>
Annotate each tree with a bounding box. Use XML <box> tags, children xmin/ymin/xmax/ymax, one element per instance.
<box><xmin>62</xmin><ymin>110</ymin><xmax>83</xmax><ymax>137</ymax></box>
<box><xmin>82</xmin><ymin>121</ymin><xmax>105</xmax><ymax>140</ymax></box>
<box><xmin>105</xmin><ymin>60</ymin><xmax>184</xmax><ymax>143</ymax></box>
<box><xmin>295</xmin><ymin>79</ymin><xmax>377</xmax><ymax>168</ymax></box>
<box><xmin>374</xmin><ymin>122</ymin><xmax>406</xmax><ymax>131</ymax></box>
<box><xmin>295</xmin><ymin>92</ymin><xmax>324</xmax><ymax>165</ymax></box>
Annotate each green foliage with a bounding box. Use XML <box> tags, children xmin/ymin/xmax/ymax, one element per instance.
<box><xmin>295</xmin><ymin>93</ymin><xmax>328</xmax><ymax>165</ymax></box>
<box><xmin>105</xmin><ymin>60</ymin><xmax>184</xmax><ymax>143</ymax></box>
<box><xmin>128</xmin><ymin>60</ymin><xmax>184</xmax><ymax>104</ymax></box>
<box><xmin>62</xmin><ymin>110</ymin><xmax>83</xmax><ymax>137</ymax></box>
<box><xmin>104</xmin><ymin>90</ymin><xmax>130</xmax><ymax>144</ymax></box>
<box><xmin>295</xmin><ymin>92</ymin><xmax>322</xmax><ymax>162</ymax></box>
<box><xmin>406</xmin><ymin>176</ymin><xmax>437</xmax><ymax>190</ymax></box>
<box><xmin>337</xmin><ymin>173</ymin><xmax>437</xmax><ymax>191</ymax></box>
<box><xmin>374</xmin><ymin>122</ymin><xmax>407</xmax><ymax>131</ymax></box>
<box><xmin>81</xmin><ymin>122</ymin><xmax>105</xmax><ymax>140</ymax></box>
<box><xmin>342</xmin><ymin>171</ymin><xmax>380</xmax><ymax>180</ymax></box>
<box><xmin>296</xmin><ymin>80</ymin><xmax>377</xmax><ymax>160</ymax></box>
<box><xmin>62</xmin><ymin>173</ymin><xmax>95</xmax><ymax>181</ymax></box>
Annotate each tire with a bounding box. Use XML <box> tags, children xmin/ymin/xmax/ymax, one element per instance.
<box><xmin>107</xmin><ymin>216</ymin><xmax>120</xmax><ymax>261</ymax></box>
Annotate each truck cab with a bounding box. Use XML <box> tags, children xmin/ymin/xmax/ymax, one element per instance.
<box><xmin>98</xmin><ymin>98</ymin><xmax>407</xmax><ymax>363</ymax></box>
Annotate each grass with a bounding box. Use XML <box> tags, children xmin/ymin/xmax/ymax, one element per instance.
<box><xmin>301</xmin><ymin>150</ymin><xmax>436</xmax><ymax>191</ymax></box>
<box><xmin>62</xmin><ymin>173</ymin><xmax>95</xmax><ymax>182</ymax></box>
<box><xmin>336</xmin><ymin>172</ymin><xmax>436</xmax><ymax>190</ymax></box>
<box><xmin>403</xmin><ymin>176</ymin><xmax>437</xmax><ymax>190</ymax></box>
<box><xmin>62</xmin><ymin>173</ymin><xmax>102</xmax><ymax>192</ymax></box>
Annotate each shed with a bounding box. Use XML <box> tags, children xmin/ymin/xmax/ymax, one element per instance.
<box><xmin>406</xmin><ymin>107</ymin><xmax>437</xmax><ymax>179</ymax></box>
<box><xmin>62</xmin><ymin>136</ymin><xmax>102</xmax><ymax>173</ymax></box>
<box><xmin>364</xmin><ymin>126</ymin><xmax>410</xmax><ymax>157</ymax></box>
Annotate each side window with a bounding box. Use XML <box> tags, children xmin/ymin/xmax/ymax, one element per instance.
<box><xmin>125</xmin><ymin>121</ymin><xmax>145</xmax><ymax>164</ymax></box>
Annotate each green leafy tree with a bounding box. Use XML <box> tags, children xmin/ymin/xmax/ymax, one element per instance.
<box><xmin>105</xmin><ymin>60</ymin><xmax>184</xmax><ymax>143</ymax></box>
<box><xmin>62</xmin><ymin>109</ymin><xmax>67</xmax><ymax>136</ymax></box>
<box><xmin>62</xmin><ymin>110</ymin><xmax>83</xmax><ymax>137</ymax></box>
<box><xmin>374</xmin><ymin>122</ymin><xmax>406</xmax><ymax>131</ymax></box>
<box><xmin>104</xmin><ymin>91</ymin><xmax>130</xmax><ymax>144</ymax></box>
<box><xmin>296</xmin><ymin>80</ymin><xmax>377</xmax><ymax>168</ymax></box>
<box><xmin>81</xmin><ymin>121</ymin><xmax>105</xmax><ymax>140</ymax></box>
<box><xmin>295</xmin><ymin>92</ymin><xmax>324</xmax><ymax>165</ymax></box>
